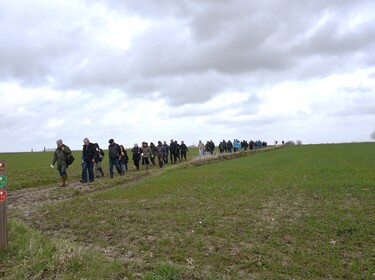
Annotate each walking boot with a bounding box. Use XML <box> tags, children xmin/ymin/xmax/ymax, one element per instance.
<box><xmin>59</xmin><ymin>175</ymin><xmax>66</xmax><ymax>187</ymax></box>
<box><xmin>63</xmin><ymin>174</ymin><xmax>68</xmax><ymax>186</ymax></box>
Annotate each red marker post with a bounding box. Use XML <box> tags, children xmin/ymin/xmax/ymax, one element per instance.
<box><xmin>0</xmin><ymin>189</ymin><xmax>6</xmax><ymax>202</ymax></box>
<box><xmin>0</xmin><ymin>161</ymin><xmax>7</xmax><ymax>250</ymax></box>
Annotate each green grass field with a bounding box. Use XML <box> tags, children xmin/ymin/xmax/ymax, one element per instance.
<box><xmin>0</xmin><ymin>143</ymin><xmax>374</xmax><ymax>279</ymax></box>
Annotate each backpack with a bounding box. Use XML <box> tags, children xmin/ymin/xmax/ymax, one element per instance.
<box><xmin>109</xmin><ymin>144</ymin><xmax>120</xmax><ymax>159</ymax></box>
<box><xmin>99</xmin><ymin>148</ymin><xmax>105</xmax><ymax>159</ymax></box>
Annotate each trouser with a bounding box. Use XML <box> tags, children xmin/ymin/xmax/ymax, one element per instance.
<box><xmin>181</xmin><ymin>152</ymin><xmax>187</xmax><ymax>161</ymax></box>
<box><xmin>58</xmin><ymin>166</ymin><xmax>68</xmax><ymax>186</ymax></box>
<box><xmin>82</xmin><ymin>161</ymin><xmax>94</xmax><ymax>182</ymax></box>
<box><xmin>95</xmin><ymin>161</ymin><xmax>104</xmax><ymax>177</ymax></box>
<box><xmin>164</xmin><ymin>153</ymin><xmax>168</xmax><ymax>163</ymax></box>
<box><xmin>171</xmin><ymin>152</ymin><xmax>179</xmax><ymax>163</ymax></box>
<box><xmin>109</xmin><ymin>158</ymin><xmax>122</xmax><ymax>177</ymax></box>
<box><xmin>170</xmin><ymin>152</ymin><xmax>174</xmax><ymax>164</ymax></box>
<box><xmin>143</xmin><ymin>157</ymin><xmax>150</xmax><ymax>167</ymax></box>
<box><xmin>158</xmin><ymin>156</ymin><xmax>164</xmax><ymax>168</ymax></box>
<box><xmin>133</xmin><ymin>159</ymin><xmax>140</xmax><ymax>170</ymax></box>
<box><xmin>121</xmin><ymin>162</ymin><xmax>128</xmax><ymax>174</ymax></box>
<box><xmin>58</xmin><ymin>165</ymin><xmax>67</xmax><ymax>177</ymax></box>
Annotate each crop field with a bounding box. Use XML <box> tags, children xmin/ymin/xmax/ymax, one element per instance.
<box><xmin>0</xmin><ymin>143</ymin><xmax>374</xmax><ymax>279</ymax></box>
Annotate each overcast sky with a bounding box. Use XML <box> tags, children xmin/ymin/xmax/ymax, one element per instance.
<box><xmin>1</xmin><ymin>0</ymin><xmax>374</xmax><ymax>152</ymax></box>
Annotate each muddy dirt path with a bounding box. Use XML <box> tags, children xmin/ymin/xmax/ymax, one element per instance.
<box><xmin>6</xmin><ymin>172</ymin><xmax>155</xmax><ymax>223</ymax></box>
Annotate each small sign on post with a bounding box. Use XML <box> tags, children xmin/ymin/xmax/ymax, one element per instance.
<box><xmin>0</xmin><ymin>161</ymin><xmax>7</xmax><ymax>250</ymax></box>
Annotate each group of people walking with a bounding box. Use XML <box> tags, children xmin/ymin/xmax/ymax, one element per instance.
<box><xmin>51</xmin><ymin>137</ymin><xmax>266</xmax><ymax>187</ymax></box>
<box><xmin>51</xmin><ymin>138</ymin><xmax>190</xmax><ymax>187</ymax></box>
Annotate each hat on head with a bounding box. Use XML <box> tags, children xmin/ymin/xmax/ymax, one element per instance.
<box><xmin>109</xmin><ymin>139</ymin><xmax>114</xmax><ymax>144</ymax></box>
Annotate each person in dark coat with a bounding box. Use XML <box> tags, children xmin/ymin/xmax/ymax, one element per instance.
<box><xmin>174</xmin><ymin>140</ymin><xmax>181</xmax><ymax>162</ymax></box>
<box><xmin>119</xmin><ymin>144</ymin><xmax>129</xmax><ymax>174</ymax></box>
<box><xmin>131</xmin><ymin>143</ymin><xmax>143</xmax><ymax>170</ymax></box>
<box><xmin>219</xmin><ymin>141</ymin><xmax>224</xmax><ymax>153</ymax></box>
<box><xmin>180</xmin><ymin>141</ymin><xmax>188</xmax><ymax>161</ymax></box>
<box><xmin>108</xmin><ymin>139</ymin><xmax>122</xmax><ymax>178</ymax></box>
<box><xmin>150</xmin><ymin>142</ymin><xmax>156</xmax><ymax>166</ymax></box>
<box><xmin>169</xmin><ymin>139</ymin><xmax>176</xmax><ymax>164</ymax></box>
<box><xmin>227</xmin><ymin>140</ymin><xmax>233</xmax><ymax>153</ymax></box>
<box><xmin>209</xmin><ymin>140</ymin><xmax>215</xmax><ymax>154</ymax></box>
<box><xmin>81</xmin><ymin>138</ymin><xmax>96</xmax><ymax>183</ymax></box>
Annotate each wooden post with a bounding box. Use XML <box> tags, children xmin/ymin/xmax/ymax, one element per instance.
<box><xmin>0</xmin><ymin>161</ymin><xmax>7</xmax><ymax>250</ymax></box>
<box><xmin>0</xmin><ymin>201</ymin><xmax>7</xmax><ymax>250</ymax></box>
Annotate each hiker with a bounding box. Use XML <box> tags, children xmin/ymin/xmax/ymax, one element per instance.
<box><xmin>131</xmin><ymin>143</ymin><xmax>143</xmax><ymax>170</ymax></box>
<box><xmin>262</xmin><ymin>141</ymin><xmax>267</xmax><ymax>148</ymax></box>
<box><xmin>155</xmin><ymin>141</ymin><xmax>166</xmax><ymax>168</ymax></box>
<box><xmin>227</xmin><ymin>140</ymin><xmax>233</xmax><ymax>153</ymax></box>
<box><xmin>81</xmin><ymin>138</ymin><xmax>96</xmax><ymax>183</ymax></box>
<box><xmin>94</xmin><ymin>143</ymin><xmax>105</xmax><ymax>178</ymax></box>
<box><xmin>51</xmin><ymin>139</ymin><xmax>72</xmax><ymax>187</ymax></box>
<box><xmin>219</xmin><ymin>140</ymin><xmax>227</xmax><ymax>153</ymax></box>
<box><xmin>233</xmin><ymin>139</ymin><xmax>241</xmax><ymax>152</ymax></box>
<box><xmin>219</xmin><ymin>141</ymin><xmax>224</xmax><ymax>153</ymax></box>
<box><xmin>108</xmin><ymin>139</ymin><xmax>122</xmax><ymax>178</ymax></box>
<box><xmin>223</xmin><ymin>140</ymin><xmax>228</xmax><ymax>153</ymax></box>
<box><xmin>141</xmin><ymin>142</ymin><xmax>152</xmax><ymax>169</ymax></box>
<box><xmin>204</xmin><ymin>141</ymin><xmax>212</xmax><ymax>155</ymax></box>
<box><xmin>198</xmin><ymin>140</ymin><xmax>205</xmax><ymax>156</ymax></box>
<box><xmin>174</xmin><ymin>140</ymin><xmax>181</xmax><ymax>162</ymax></box>
<box><xmin>163</xmin><ymin>141</ymin><xmax>169</xmax><ymax>164</ymax></box>
<box><xmin>209</xmin><ymin>140</ymin><xmax>215</xmax><ymax>154</ymax></box>
<box><xmin>242</xmin><ymin>140</ymin><xmax>249</xmax><ymax>151</ymax></box>
<box><xmin>169</xmin><ymin>139</ymin><xmax>176</xmax><ymax>164</ymax></box>
<box><xmin>150</xmin><ymin>142</ymin><xmax>156</xmax><ymax>166</ymax></box>
<box><xmin>180</xmin><ymin>141</ymin><xmax>188</xmax><ymax>161</ymax></box>
<box><xmin>250</xmin><ymin>140</ymin><xmax>255</xmax><ymax>150</ymax></box>
<box><xmin>119</xmin><ymin>144</ymin><xmax>129</xmax><ymax>174</ymax></box>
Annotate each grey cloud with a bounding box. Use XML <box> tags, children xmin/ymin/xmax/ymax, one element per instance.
<box><xmin>117</xmin><ymin>0</ymin><xmax>375</xmax><ymax>87</ymax></box>
<box><xmin>168</xmin><ymin>93</ymin><xmax>261</xmax><ymax>120</ymax></box>
<box><xmin>0</xmin><ymin>1</ymin><xmax>111</xmax><ymax>88</ymax></box>
<box><xmin>1</xmin><ymin>0</ymin><xmax>374</xmax><ymax>109</ymax></box>
<box><xmin>294</xmin><ymin>19</ymin><xmax>375</xmax><ymax>57</ymax></box>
